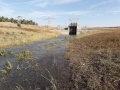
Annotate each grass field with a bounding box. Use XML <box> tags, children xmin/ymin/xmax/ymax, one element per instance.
<box><xmin>0</xmin><ymin>23</ymin><xmax>60</xmax><ymax>48</ymax></box>
<box><xmin>66</xmin><ymin>30</ymin><xmax>120</xmax><ymax>90</ymax></box>
<box><xmin>0</xmin><ymin>22</ymin><xmax>55</xmax><ymax>31</ymax></box>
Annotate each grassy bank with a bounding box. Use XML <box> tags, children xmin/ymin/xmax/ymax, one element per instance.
<box><xmin>66</xmin><ymin>30</ymin><xmax>120</xmax><ymax>90</ymax></box>
<box><xmin>0</xmin><ymin>22</ymin><xmax>55</xmax><ymax>31</ymax></box>
<box><xmin>0</xmin><ymin>27</ymin><xmax>60</xmax><ymax>48</ymax></box>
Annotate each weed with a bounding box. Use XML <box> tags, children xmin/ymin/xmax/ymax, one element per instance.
<box><xmin>41</xmin><ymin>69</ymin><xmax>58</xmax><ymax>90</ymax></box>
<box><xmin>20</xmin><ymin>32</ymin><xmax>25</xmax><ymax>34</ymax></box>
<box><xmin>7</xmin><ymin>50</ymin><xmax>14</xmax><ymax>55</ymax></box>
<box><xmin>1</xmin><ymin>60</ymin><xmax>13</xmax><ymax>76</ymax></box>
<box><xmin>16</xmin><ymin>50</ymin><xmax>33</xmax><ymax>64</ymax></box>
<box><xmin>17</xmin><ymin>23</ymin><xmax>21</xmax><ymax>27</ymax></box>
<box><xmin>6</xmin><ymin>32</ymin><xmax>10</xmax><ymax>35</ymax></box>
<box><xmin>0</xmin><ymin>49</ymin><xmax>7</xmax><ymax>57</ymax></box>
<box><xmin>0</xmin><ymin>49</ymin><xmax>14</xmax><ymax>57</ymax></box>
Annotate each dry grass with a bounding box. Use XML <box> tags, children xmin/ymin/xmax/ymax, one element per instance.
<box><xmin>0</xmin><ymin>27</ymin><xmax>60</xmax><ymax>48</ymax></box>
<box><xmin>0</xmin><ymin>22</ymin><xmax>55</xmax><ymax>31</ymax></box>
<box><xmin>66</xmin><ymin>30</ymin><xmax>120</xmax><ymax>90</ymax></box>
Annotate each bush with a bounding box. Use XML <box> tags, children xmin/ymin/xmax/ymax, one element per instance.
<box><xmin>17</xmin><ymin>23</ymin><xmax>21</xmax><ymax>27</ymax></box>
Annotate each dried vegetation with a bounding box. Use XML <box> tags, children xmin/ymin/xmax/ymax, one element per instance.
<box><xmin>0</xmin><ymin>23</ymin><xmax>60</xmax><ymax>48</ymax></box>
<box><xmin>66</xmin><ymin>30</ymin><xmax>120</xmax><ymax>90</ymax></box>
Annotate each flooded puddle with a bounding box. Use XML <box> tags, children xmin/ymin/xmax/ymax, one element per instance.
<box><xmin>0</xmin><ymin>35</ymin><xmax>75</xmax><ymax>90</ymax></box>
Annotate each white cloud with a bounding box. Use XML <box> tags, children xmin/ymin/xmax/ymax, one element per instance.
<box><xmin>54</xmin><ymin>0</ymin><xmax>80</xmax><ymax>5</ymax></box>
<box><xmin>0</xmin><ymin>0</ymin><xmax>86</xmax><ymax>20</ymax></box>
<box><xmin>36</xmin><ymin>2</ymin><xmax>49</xmax><ymax>7</ymax></box>
<box><xmin>28</xmin><ymin>0</ymin><xmax>49</xmax><ymax>7</ymax></box>
<box><xmin>106</xmin><ymin>10</ymin><xmax>120</xmax><ymax>14</ymax></box>
<box><xmin>22</xmin><ymin>10</ymin><xmax>87</xmax><ymax>19</ymax></box>
<box><xmin>24</xmin><ymin>11</ymin><xmax>51</xmax><ymax>19</ymax></box>
<box><xmin>28</xmin><ymin>0</ymin><xmax>81</xmax><ymax>7</ymax></box>
<box><xmin>57</xmin><ymin>11</ymin><xmax>86</xmax><ymax>16</ymax></box>
<box><xmin>90</xmin><ymin>0</ymin><xmax>117</xmax><ymax>9</ymax></box>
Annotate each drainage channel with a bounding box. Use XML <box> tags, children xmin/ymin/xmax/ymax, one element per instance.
<box><xmin>0</xmin><ymin>35</ymin><xmax>75</xmax><ymax>90</ymax></box>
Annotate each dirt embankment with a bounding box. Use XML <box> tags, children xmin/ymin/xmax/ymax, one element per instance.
<box><xmin>66</xmin><ymin>30</ymin><xmax>120</xmax><ymax>90</ymax></box>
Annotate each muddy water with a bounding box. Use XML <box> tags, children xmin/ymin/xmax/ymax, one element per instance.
<box><xmin>0</xmin><ymin>35</ymin><xmax>75</xmax><ymax>90</ymax></box>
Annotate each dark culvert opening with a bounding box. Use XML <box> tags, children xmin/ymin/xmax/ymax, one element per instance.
<box><xmin>69</xmin><ymin>23</ymin><xmax>77</xmax><ymax>35</ymax></box>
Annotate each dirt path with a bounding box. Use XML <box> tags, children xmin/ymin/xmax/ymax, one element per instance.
<box><xmin>0</xmin><ymin>35</ymin><xmax>75</xmax><ymax>90</ymax></box>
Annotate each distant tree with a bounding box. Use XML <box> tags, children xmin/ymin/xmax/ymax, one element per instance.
<box><xmin>4</xmin><ymin>17</ymin><xmax>9</xmax><ymax>22</ymax></box>
<box><xmin>2</xmin><ymin>19</ymin><xmax>5</xmax><ymax>22</ymax></box>
<box><xmin>35</xmin><ymin>23</ymin><xmax>38</xmax><ymax>26</ymax></box>
<box><xmin>32</xmin><ymin>22</ymin><xmax>35</xmax><ymax>25</ymax></box>
<box><xmin>24</xmin><ymin>20</ymin><xmax>27</xmax><ymax>24</ymax></box>
<box><xmin>1</xmin><ymin>16</ymin><xmax>5</xmax><ymax>22</ymax></box>
<box><xmin>0</xmin><ymin>16</ymin><xmax>38</xmax><ymax>25</ymax></box>
<box><xmin>29</xmin><ymin>20</ymin><xmax>32</xmax><ymax>25</ymax></box>
<box><xmin>14</xmin><ymin>19</ymin><xmax>17</xmax><ymax>23</ymax></box>
<box><xmin>22</xmin><ymin>19</ymin><xmax>26</xmax><ymax>24</ymax></box>
<box><xmin>20</xmin><ymin>19</ymin><xmax>22</xmax><ymax>24</ymax></box>
<box><xmin>0</xmin><ymin>17</ymin><xmax>2</xmax><ymax>22</ymax></box>
<box><xmin>10</xmin><ymin>18</ymin><xmax>14</xmax><ymax>23</ymax></box>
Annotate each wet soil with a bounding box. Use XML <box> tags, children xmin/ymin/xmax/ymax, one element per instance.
<box><xmin>0</xmin><ymin>35</ymin><xmax>75</xmax><ymax>90</ymax></box>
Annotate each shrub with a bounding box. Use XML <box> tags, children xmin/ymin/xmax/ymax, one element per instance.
<box><xmin>16</xmin><ymin>50</ymin><xmax>33</xmax><ymax>64</ymax></box>
<box><xmin>17</xmin><ymin>23</ymin><xmax>21</xmax><ymax>27</ymax></box>
<box><xmin>1</xmin><ymin>60</ymin><xmax>13</xmax><ymax>76</ymax></box>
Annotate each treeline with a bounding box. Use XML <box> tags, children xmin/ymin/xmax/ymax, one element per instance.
<box><xmin>0</xmin><ymin>16</ymin><xmax>38</xmax><ymax>25</ymax></box>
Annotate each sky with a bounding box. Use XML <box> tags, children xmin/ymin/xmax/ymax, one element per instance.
<box><xmin>0</xmin><ymin>0</ymin><xmax>120</xmax><ymax>27</ymax></box>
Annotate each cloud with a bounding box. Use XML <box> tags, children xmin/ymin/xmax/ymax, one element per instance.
<box><xmin>36</xmin><ymin>2</ymin><xmax>49</xmax><ymax>7</ymax></box>
<box><xmin>106</xmin><ymin>10</ymin><xmax>120</xmax><ymax>14</ymax></box>
<box><xmin>0</xmin><ymin>0</ymin><xmax>85</xmax><ymax>20</ymax></box>
<box><xmin>22</xmin><ymin>10</ymin><xmax>87</xmax><ymax>19</ymax></box>
<box><xmin>57</xmin><ymin>11</ymin><xmax>86</xmax><ymax>16</ymax></box>
<box><xmin>54</xmin><ymin>0</ymin><xmax>80</xmax><ymax>5</ymax></box>
<box><xmin>24</xmin><ymin>11</ymin><xmax>51</xmax><ymax>18</ymax></box>
<box><xmin>90</xmin><ymin>0</ymin><xmax>117</xmax><ymax>9</ymax></box>
<box><xmin>28</xmin><ymin>0</ymin><xmax>49</xmax><ymax>7</ymax></box>
<box><xmin>28</xmin><ymin>0</ymin><xmax>81</xmax><ymax>7</ymax></box>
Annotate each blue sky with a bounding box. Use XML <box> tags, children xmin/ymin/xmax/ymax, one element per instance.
<box><xmin>0</xmin><ymin>0</ymin><xmax>120</xmax><ymax>27</ymax></box>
